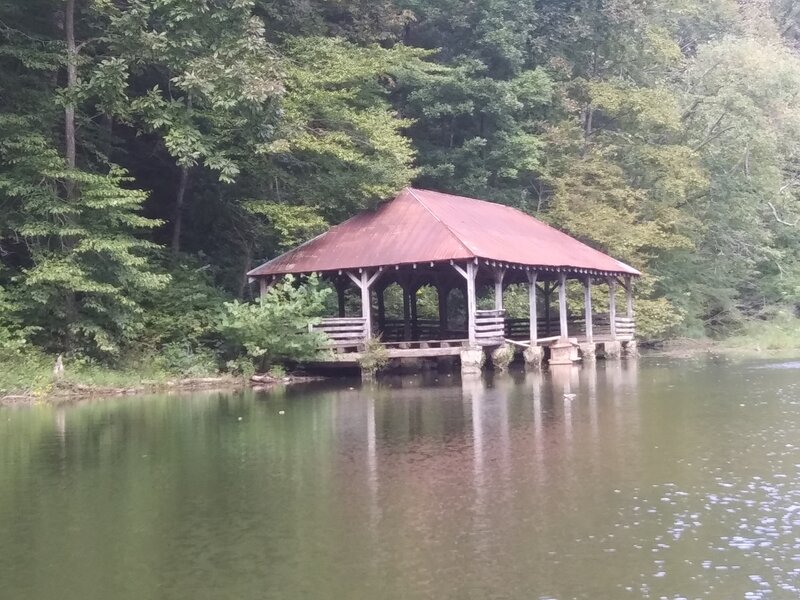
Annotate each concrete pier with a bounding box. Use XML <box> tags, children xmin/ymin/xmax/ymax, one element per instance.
<box><xmin>578</xmin><ymin>342</ymin><xmax>596</xmax><ymax>361</ymax></box>
<box><xmin>460</xmin><ymin>348</ymin><xmax>485</xmax><ymax>376</ymax></box>
<box><xmin>549</xmin><ymin>338</ymin><xmax>579</xmax><ymax>365</ymax></box>
<box><xmin>603</xmin><ymin>340</ymin><xmax>622</xmax><ymax>360</ymax></box>
<box><xmin>523</xmin><ymin>345</ymin><xmax>544</xmax><ymax>369</ymax></box>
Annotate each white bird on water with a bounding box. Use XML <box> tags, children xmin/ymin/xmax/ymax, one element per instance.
<box><xmin>563</xmin><ymin>393</ymin><xmax>577</xmax><ymax>401</ymax></box>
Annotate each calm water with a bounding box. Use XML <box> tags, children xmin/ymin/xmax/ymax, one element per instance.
<box><xmin>2</xmin><ymin>357</ymin><xmax>800</xmax><ymax>599</ymax></box>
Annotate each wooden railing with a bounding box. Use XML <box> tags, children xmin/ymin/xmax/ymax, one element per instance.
<box><xmin>475</xmin><ymin>309</ymin><xmax>505</xmax><ymax>344</ymax></box>
<box><xmin>505</xmin><ymin>313</ymin><xmax>635</xmax><ymax>341</ymax></box>
<box><xmin>379</xmin><ymin>319</ymin><xmax>467</xmax><ymax>342</ymax></box>
<box><xmin>311</xmin><ymin>317</ymin><xmax>367</xmax><ymax>351</ymax></box>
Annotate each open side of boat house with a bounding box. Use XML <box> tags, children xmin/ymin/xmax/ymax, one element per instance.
<box><xmin>248</xmin><ymin>187</ymin><xmax>640</xmax><ymax>371</ymax></box>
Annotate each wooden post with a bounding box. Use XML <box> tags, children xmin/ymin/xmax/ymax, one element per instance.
<box><xmin>527</xmin><ymin>271</ymin><xmax>538</xmax><ymax>344</ymax></box>
<box><xmin>543</xmin><ymin>283</ymin><xmax>552</xmax><ymax>336</ymax></box>
<box><xmin>558</xmin><ymin>272</ymin><xmax>568</xmax><ymax>340</ymax></box>
<box><xmin>453</xmin><ymin>262</ymin><xmax>478</xmax><ymax>345</ymax></box>
<box><xmin>360</xmin><ymin>271</ymin><xmax>371</xmax><ymax>338</ymax></box>
<box><xmin>347</xmin><ymin>269</ymin><xmax>382</xmax><ymax>341</ymax></box>
<box><xmin>625</xmin><ymin>275</ymin><xmax>634</xmax><ymax>318</ymax></box>
<box><xmin>608</xmin><ymin>276</ymin><xmax>617</xmax><ymax>340</ymax></box>
<box><xmin>402</xmin><ymin>284</ymin><xmax>411</xmax><ymax>341</ymax></box>
<box><xmin>410</xmin><ymin>284</ymin><xmax>419</xmax><ymax>340</ymax></box>
<box><xmin>493</xmin><ymin>268</ymin><xmax>506</xmax><ymax>310</ymax></box>
<box><xmin>584</xmin><ymin>276</ymin><xmax>593</xmax><ymax>343</ymax></box>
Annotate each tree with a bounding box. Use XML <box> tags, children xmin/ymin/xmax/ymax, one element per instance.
<box><xmin>100</xmin><ymin>0</ymin><xmax>284</xmax><ymax>255</ymax></box>
<box><xmin>0</xmin><ymin>0</ymin><xmax>166</xmax><ymax>356</ymax></box>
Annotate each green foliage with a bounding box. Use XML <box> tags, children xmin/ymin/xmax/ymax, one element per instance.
<box><xmin>358</xmin><ymin>337</ymin><xmax>390</xmax><ymax>373</ymax></box>
<box><xmin>725</xmin><ymin>307</ymin><xmax>800</xmax><ymax>351</ymax></box>
<box><xmin>0</xmin><ymin>349</ymin><xmax>53</xmax><ymax>396</ymax></box>
<box><xmin>257</xmin><ymin>36</ymin><xmax>433</xmax><ymax>219</ymax></box>
<box><xmin>101</xmin><ymin>0</ymin><xmax>284</xmax><ymax>182</ymax></box>
<box><xmin>217</xmin><ymin>276</ymin><xmax>331</xmax><ymax>371</ymax></box>
<box><xmin>3</xmin><ymin>0</ymin><xmax>800</xmax><ymax>367</ymax></box>
<box><xmin>0</xmin><ymin>116</ymin><xmax>167</xmax><ymax>356</ymax></box>
<box><xmin>135</xmin><ymin>262</ymin><xmax>228</xmax><ymax>352</ymax></box>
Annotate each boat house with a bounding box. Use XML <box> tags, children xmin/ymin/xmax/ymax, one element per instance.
<box><xmin>248</xmin><ymin>187</ymin><xmax>639</xmax><ymax>373</ymax></box>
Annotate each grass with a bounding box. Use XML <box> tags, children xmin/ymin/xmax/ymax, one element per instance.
<box><xmin>0</xmin><ymin>349</ymin><xmax>224</xmax><ymax>399</ymax></box>
<box><xmin>723</xmin><ymin>310</ymin><xmax>800</xmax><ymax>352</ymax></box>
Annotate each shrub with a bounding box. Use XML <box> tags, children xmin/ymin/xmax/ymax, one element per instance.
<box><xmin>217</xmin><ymin>275</ymin><xmax>330</xmax><ymax>371</ymax></box>
<box><xmin>358</xmin><ymin>337</ymin><xmax>389</xmax><ymax>373</ymax></box>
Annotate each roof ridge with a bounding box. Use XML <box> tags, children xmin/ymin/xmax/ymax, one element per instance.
<box><xmin>406</xmin><ymin>187</ymin><xmax>477</xmax><ymax>258</ymax></box>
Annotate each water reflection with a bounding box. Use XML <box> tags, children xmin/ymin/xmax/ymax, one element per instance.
<box><xmin>3</xmin><ymin>358</ymin><xmax>800</xmax><ymax>599</ymax></box>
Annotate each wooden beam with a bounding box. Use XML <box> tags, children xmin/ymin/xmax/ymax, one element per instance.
<box><xmin>410</xmin><ymin>285</ymin><xmax>418</xmax><ymax>340</ymax></box>
<box><xmin>360</xmin><ymin>271</ymin><xmax>372</xmax><ymax>338</ymax></box>
<box><xmin>452</xmin><ymin>263</ymin><xmax>468</xmax><ymax>279</ymax></box>
<box><xmin>493</xmin><ymin>267</ymin><xmax>506</xmax><ymax>310</ymax></box>
<box><xmin>345</xmin><ymin>270</ymin><xmax>381</xmax><ymax>339</ymax></box>
<box><xmin>543</xmin><ymin>282</ymin><xmax>552</xmax><ymax>337</ymax></box>
<box><xmin>526</xmin><ymin>271</ymin><xmax>538</xmax><ymax>344</ymax></box>
<box><xmin>452</xmin><ymin>262</ymin><xmax>478</xmax><ymax>345</ymax></box>
<box><xmin>584</xmin><ymin>276</ymin><xmax>593</xmax><ymax>343</ymax></box>
<box><xmin>558</xmin><ymin>272</ymin><xmax>568</xmax><ymax>340</ymax></box>
<box><xmin>608</xmin><ymin>276</ymin><xmax>617</xmax><ymax>340</ymax></box>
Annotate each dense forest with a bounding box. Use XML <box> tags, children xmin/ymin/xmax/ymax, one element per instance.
<box><xmin>2</xmin><ymin>0</ymin><xmax>800</xmax><ymax>381</ymax></box>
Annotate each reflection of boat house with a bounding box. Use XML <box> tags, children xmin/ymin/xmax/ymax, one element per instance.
<box><xmin>248</xmin><ymin>187</ymin><xmax>639</xmax><ymax>371</ymax></box>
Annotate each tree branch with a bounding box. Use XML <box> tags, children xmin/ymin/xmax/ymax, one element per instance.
<box><xmin>767</xmin><ymin>201</ymin><xmax>799</xmax><ymax>227</ymax></box>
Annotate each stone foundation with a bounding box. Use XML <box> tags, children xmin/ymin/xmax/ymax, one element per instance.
<box><xmin>549</xmin><ymin>340</ymin><xmax>577</xmax><ymax>365</ymax></box>
<box><xmin>523</xmin><ymin>345</ymin><xmax>544</xmax><ymax>369</ymax></box>
<box><xmin>578</xmin><ymin>342</ymin><xmax>596</xmax><ymax>361</ymax></box>
<box><xmin>603</xmin><ymin>340</ymin><xmax>622</xmax><ymax>360</ymax></box>
<box><xmin>460</xmin><ymin>348</ymin><xmax>485</xmax><ymax>376</ymax></box>
<box><xmin>490</xmin><ymin>344</ymin><xmax>514</xmax><ymax>372</ymax></box>
<box><xmin>623</xmin><ymin>340</ymin><xmax>638</xmax><ymax>357</ymax></box>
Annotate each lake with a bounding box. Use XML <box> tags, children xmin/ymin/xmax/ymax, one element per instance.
<box><xmin>2</xmin><ymin>356</ymin><xmax>800</xmax><ymax>599</ymax></box>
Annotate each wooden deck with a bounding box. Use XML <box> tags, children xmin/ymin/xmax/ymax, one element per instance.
<box><xmin>310</xmin><ymin>313</ymin><xmax>634</xmax><ymax>366</ymax></box>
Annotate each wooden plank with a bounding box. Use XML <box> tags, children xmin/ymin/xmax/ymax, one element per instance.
<box><xmin>475</xmin><ymin>309</ymin><xmax>505</xmax><ymax>317</ymax></box>
<box><xmin>475</xmin><ymin>317</ymin><xmax>505</xmax><ymax>325</ymax></box>
<box><xmin>505</xmin><ymin>338</ymin><xmax>529</xmax><ymax>348</ymax></box>
<box><xmin>528</xmin><ymin>271</ymin><xmax>538</xmax><ymax>344</ymax></box>
<box><xmin>558</xmin><ymin>272</ymin><xmax>568</xmax><ymax>338</ymax></box>
<box><xmin>319</xmin><ymin>318</ymin><xmax>367</xmax><ymax>325</ymax></box>
<box><xmin>322</xmin><ymin>330</ymin><xmax>366</xmax><ymax>338</ymax></box>
<box><xmin>315</xmin><ymin>324</ymin><xmax>367</xmax><ymax>331</ymax></box>
<box><xmin>467</xmin><ymin>263</ymin><xmax>477</xmax><ymax>345</ymax></box>
<box><xmin>608</xmin><ymin>277</ymin><xmax>617</xmax><ymax>339</ymax></box>
<box><xmin>314</xmin><ymin>327</ymin><xmax>364</xmax><ymax>337</ymax></box>
<box><xmin>584</xmin><ymin>277</ymin><xmax>593</xmax><ymax>343</ymax></box>
<box><xmin>475</xmin><ymin>329</ymin><xmax>504</xmax><ymax>336</ymax></box>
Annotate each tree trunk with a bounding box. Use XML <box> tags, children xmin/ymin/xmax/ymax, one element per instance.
<box><xmin>171</xmin><ymin>165</ymin><xmax>190</xmax><ymax>256</ymax></box>
<box><xmin>64</xmin><ymin>0</ymin><xmax>77</xmax><ymax>181</ymax></box>
<box><xmin>63</xmin><ymin>0</ymin><xmax>78</xmax><ymax>350</ymax></box>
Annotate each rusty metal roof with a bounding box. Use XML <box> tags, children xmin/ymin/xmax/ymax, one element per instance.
<box><xmin>248</xmin><ymin>187</ymin><xmax>641</xmax><ymax>277</ymax></box>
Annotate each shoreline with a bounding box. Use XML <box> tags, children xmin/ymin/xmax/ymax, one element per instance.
<box><xmin>4</xmin><ymin>340</ymin><xmax>799</xmax><ymax>406</ymax></box>
<box><xmin>0</xmin><ymin>373</ymin><xmax>323</xmax><ymax>407</ymax></box>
